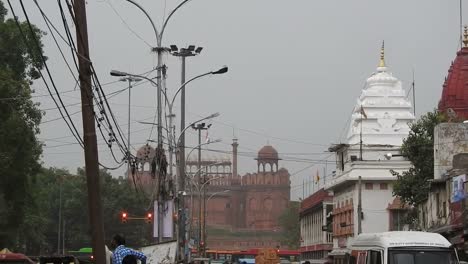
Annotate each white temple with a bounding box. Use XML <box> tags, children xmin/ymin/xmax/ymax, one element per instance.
<box><xmin>326</xmin><ymin>43</ymin><xmax>415</xmax><ymax>255</ymax></box>
<box><xmin>347</xmin><ymin>43</ymin><xmax>415</xmax><ymax>146</ymax></box>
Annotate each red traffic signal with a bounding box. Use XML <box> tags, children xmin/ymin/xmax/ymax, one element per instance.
<box><xmin>121</xmin><ymin>212</ymin><xmax>128</xmax><ymax>223</ymax></box>
<box><xmin>146</xmin><ymin>212</ymin><xmax>153</xmax><ymax>223</ymax></box>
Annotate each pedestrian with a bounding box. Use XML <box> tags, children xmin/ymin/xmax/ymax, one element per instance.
<box><xmin>110</xmin><ymin>234</ymin><xmax>147</xmax><ymax>264</ymax></box>
<box><xmin>105</xmin><ymin>245</ymin><xmax>114</xmax><ymax>264</ymax></box>
<box><xmin>122</xmin><ymin>255</ymin><xmax>138</xmax><ymax>264</ymax></box>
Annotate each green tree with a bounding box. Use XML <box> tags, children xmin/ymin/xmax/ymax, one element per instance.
<box><xmin>392</xmin><ymin>110</ymin><xmax>446</xmax><ymax>207</ymax></box>
<box><xmin>23</xmin><ymin>167</ymin><xmax>152</xmax><ymax>254</ymax></box>
<box><xmin>278</xmin><ymin>201</ymin><xmax>300</xmax><ymax>249</ymax></box>
<box><xmin>0</xmin><ymin>0</ymin><xmax>46</xmax><ymax>250</ymax></box>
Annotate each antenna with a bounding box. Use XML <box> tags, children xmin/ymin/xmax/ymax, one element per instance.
<box><xmin>412</xmin><ymin>68</ymin><xmax>416</xmax><ymax>116</ymax></box>
<box><xmin>461</xmin><ymin>0</ymin><xmax>463</xmax><ymax>48</ymax></box>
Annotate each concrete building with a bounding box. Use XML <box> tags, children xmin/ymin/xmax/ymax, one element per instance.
<box><xmin>299</xmin><ymin>189</ymin><xmax>333</xmax><ymax>261</ymax></box>
<box><xmin>325</xmin><ymin>44</ymin><xmax>414</xmax><ymax>258</ymax></box>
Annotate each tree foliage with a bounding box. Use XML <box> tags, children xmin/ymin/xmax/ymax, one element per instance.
<box><xmin>0</xmin><ymin>0</ymin><xmax>46</xmax><ymax>248</ymax></box>
<box><xmin>392</xmin><ymin>110</ymin><xmax>446</xmax><ymax>206</ymax></box>
<box><xmin>278</xmin><ymin>201</ymin><xmax>300</xmax><ymax>249</ymax></box>
<box><xmin>3</xmin><ymin>167</ymin><xmax>152</xmax><ymax>254</ymax></box>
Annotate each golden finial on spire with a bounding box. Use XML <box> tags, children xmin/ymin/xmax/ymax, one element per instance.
<box><xmin>378</xmin><ymin>40</ymin><xmax>386</xmax><ymax>67</ymax></box>
<box><xmin>463</xmin><ymin>25</ymin><xmax>468</xmax><ymax>47</ymax></box>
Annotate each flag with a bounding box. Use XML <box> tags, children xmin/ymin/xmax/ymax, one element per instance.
<box><xmin>360</xmin><ymin>105</ymin><xmax>368</xmax><ymax>119</ymax></box>
<box><xmin>205</xmin><ymin>130</ymin><xmax>210</xmax><ymax>143</ymax></box>
<box><xmin>315</xmin><ymin>168</ymin><xmax>320</xmax><ymax>184</ymax></box>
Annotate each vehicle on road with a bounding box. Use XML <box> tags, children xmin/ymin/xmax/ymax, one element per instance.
<box><xmin>338</xmin><ymin>231</ymin><xmax>459</xmax><ymax>264</ymax></box>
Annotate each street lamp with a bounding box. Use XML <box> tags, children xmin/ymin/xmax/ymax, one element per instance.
<box><xmin>185</xmin><ymin>139</ymin><xmax>222</xmax><ymax>162</ymax></box>
<box><xmin>116</xmin><ymin>76</ymin><xmax>141</xmax><ymax>176</ymax></box>
<box><xmin>120</xmin><ymin>0</ymin><xmax>209</xmax><ymax>252</ymax></box>
<box><xmin>123</xmin><ymin>0</ymin><xmax>194</xmax><ymax>153</ymax></box>
<box><xmin>110</xmin><ymin>68</ymin><xmax>226</xmax><ymax>177</ymax></box>
<box><xmin>204</xmin><ymin>190</ymin><xmax>230</xmax><ymax>250</ymax></box>
<box><xmin>169</xmin><ymin>46</ymin><xmax>203</xmax><ymax>251</ymax></box>
<box><xmin>384</xmin><ymin>153</ymin><xmax>405</xmax><ymax>160</ymax></box>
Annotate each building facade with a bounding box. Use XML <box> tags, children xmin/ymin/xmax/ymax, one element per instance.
<box><xmin>185</xmin><ymin>140</ymin><xmax>291</xmax><ymax>250</ymax></box>
<box><xmin>299</xmin><ymin>189</ymin><xmax>333</xmax><ymax>261</ymax></box>
<box><xmin>326</xmin><ymin>44</ymin><xmax>414</xmax><ymax>257</ymax></box>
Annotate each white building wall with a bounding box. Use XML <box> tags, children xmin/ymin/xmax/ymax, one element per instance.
<box><xmin>359</xmin><ymin>183</ymin><xmax>393</xmax><ymax>234</ymax></box>
<box><xmin>328</xmin><ymin>51</ymin><xmax>415</xmax><ymax>251</ymax></box>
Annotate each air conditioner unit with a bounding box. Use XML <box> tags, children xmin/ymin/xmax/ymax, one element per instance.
<box><xmin>350</xmin><ymin>155</ymin><xmax>358</xmax><ymax>161</ymax></box>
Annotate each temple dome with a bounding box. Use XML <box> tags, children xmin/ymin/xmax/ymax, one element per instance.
<box><xmin>257</xmin><ymin>145</ymin><xmax>279</xmax><ymax>160</ymax></box>
<box><xmin>135</xmin><ymin>144</ymin><xmax>155</xmax><ymax>163</ymax></box>
<box><xmin>346</xmin><ymin>42</ymin><xmax>415</xmax><ymax>146</ymax></box>
<box><xmin>438</xmin><ymin>27</ymin><xmax>468</xmax><ymax>120</ymax></box>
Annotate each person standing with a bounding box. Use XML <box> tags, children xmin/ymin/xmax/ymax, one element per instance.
<box><xmin>110</xmin><ymin>234</ymin><xmax>147</xmax><ymax>264</ymax></box>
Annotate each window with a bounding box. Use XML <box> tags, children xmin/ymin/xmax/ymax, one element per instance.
<box><xmin>365</xmin><ymin>183</ymin><xmax>373</xmax><ymax>190</ymax></box>
<box><xmin>391</xmin><ymin>210</ymin><xmax>407</xmax><ymax>231</ymax></box>
<box><xmin>368</xmin><ymin>250</ymin><xmax>382</xmax><ymax>264</ymax></box>
<box><xmin>442</xmin><ymin>201</ymin><xmax>447</xmax><ymax>217</ymax></box>
<box><xmin>388</xmin><ymin>249</ymin><xmax>456</xmax><ymax>264</ymax></box>
<box><xmin>357</xmin><ymin>252</ymin><xmax>367</xmax><ymax>264</ymax></box>
<box><xmin>380</xmin><ymin>183</ymin><xmax>388</xmax><ymax>190</ymax></box>
<box><xmin>226</xmin><ymin>203</ymin><xmax>231</xmax><ymax>209</ymax></box>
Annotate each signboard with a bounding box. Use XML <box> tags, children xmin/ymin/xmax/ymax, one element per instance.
<box><xmin>140</xmin><ymin>241</ymin><xmax>177</xmax><ymax>264</ymax></box>
<box><xmin>154</xmin><ymin>200</ymin><xmax>174</xmax><ymax>238</ymax></box>
<box><xmin>452</xmin><ymin>174</ymin><xmax>466</xmax><ymax>203</ymax></box>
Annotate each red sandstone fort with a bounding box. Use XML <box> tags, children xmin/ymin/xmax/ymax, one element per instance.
<box><xmin>129</xmin><ymin>139</ymin><xmax>292</xmax><ymax>250</ymax></box>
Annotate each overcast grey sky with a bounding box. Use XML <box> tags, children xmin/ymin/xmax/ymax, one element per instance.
<box><xmin>7</xmin><ymin>0</ymin><xmax>465</xmax><ymax>200</ymax></box>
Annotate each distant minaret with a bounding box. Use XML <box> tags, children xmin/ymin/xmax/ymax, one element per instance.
<box><xmin>232</xmin><ymin>138</ymin><xmax>238</xmax><ymax>179</ymax></box>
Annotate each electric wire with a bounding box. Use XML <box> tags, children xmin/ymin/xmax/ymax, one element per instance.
<box><xmin>9</xmin><ymin>0</ymin><xmax>84</xmax><ymax>150</ymax></box>
<box><xmin>63</xmin><ymin>0</ymin><xmax>129</xmax><ymax>160</ymax></box>
<box><xmin>105</xmin><ymin>0</ymin><xmax>152</xmax><ymax>48</ymax></box>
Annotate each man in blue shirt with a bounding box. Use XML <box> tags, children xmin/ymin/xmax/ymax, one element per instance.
<box><xmin>110</xmin><ymin>234</ymin><xmax>147</xmax><ymax>264</ymax></box>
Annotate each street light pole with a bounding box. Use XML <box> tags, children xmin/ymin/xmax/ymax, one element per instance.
<box><xmin>110</xmin><ymin>68</ymin><xmax>227</xmax><ymax>182</ymax></box>
<box><xmin>118</xmin><ymin>76</ymin><xmax>141</xmax><ymax>177</ymax></box>
<box><xmin>123</xmin><ymin>0</ymin><xmax>193</xmax><ymax>243</ymax></box>
<box><xmin>170</xmin><ymin>45</ymin><xmax>202</xmax><ymax>260</ymax></box>
<box><xmin>186</xmin><ymin>174</ymin><xmax>225</xmax><ymax>257</ymax></box>
<box><xmin>204</xmin><ymin>190</ymin><xmax>230</xmax><ymax>250</ymax></box>
<box><xmin>169</xmin><ymin>45</ymin><xmax>203</xmax><ymax>194</ymax></box>
<box><xmin>191</xmin><ymin>122</ymin><xmax>211</xmax><ymax>256</ymax></box>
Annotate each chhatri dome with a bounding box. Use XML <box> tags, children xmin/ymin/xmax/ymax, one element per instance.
<box><xmin>257</xmin><ymin>145</ymin><xmax>279</xmax><ymax>160</ymax></box>
<box><xmin>347</xmin><ymin>42</ymin><xmax>415</xmax><ymax>146</ymax></box>
<box><xmin>256</xmin><ymin>144</ymin><xmax>281</xmax><ymax>173</ymax></box>
<box><xmin>438</xmin><ymin>26</ymin><xmax>468</xmax><ymax>120</ymax></box>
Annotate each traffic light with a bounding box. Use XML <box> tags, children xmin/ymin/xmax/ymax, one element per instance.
<box><xmin>146</xmin><ymin>212</ymin><xmax>153</xmax><ymax>223</ymax></box>
<box><xmin>121</xmin><ymin>212</ymin><xmax>128</xmax><ymax>223</ymax></box>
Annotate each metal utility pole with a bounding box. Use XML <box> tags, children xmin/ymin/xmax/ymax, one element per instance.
<box><xmin>57</xmin><ymin>177</ymin><xmax>62</xmax><ymax>255</ymax></box>
<box><xmin>119</xmin><ymin>76</ymin><xmax>141</xmax><ymax>177</ymax></box>
<box><xmin>192</xmin><ymin>122</ymin><xmax>210</xmax><ymax>256</ymax></box>
<box><xmin>357</xmin><ymin>176</ymin><xmax>362</xmax><ymax>235</ymax></box>
<box><xmin>412</xmin><ymin>69</ymin><xmax>416</xmax><ymax>116</ymax></box>
<box><xmin>170</xmin><ymin>45</ymin><xmax>202</xmax><ymax>260</ymax></box>
<box><xmin>74</xmin><ymin>1</ymin><xmax>106</xmax><ymax>263</ymax></box>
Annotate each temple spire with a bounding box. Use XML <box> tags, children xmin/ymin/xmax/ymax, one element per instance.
<box><xmin>378</xmin><ymin>41</ymin><xmax>386</xmax><ymax>67</ymax></box>
<box><xmin>463</xmin><ymin>25</ymin><xmax>468</xmax><ymax>48</ymax></box>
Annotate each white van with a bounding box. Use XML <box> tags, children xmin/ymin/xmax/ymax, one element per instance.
<box><xmin>343</xmin><ymin>231</ymin><xmax>459</xmax><ymax>264</ymax></box>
